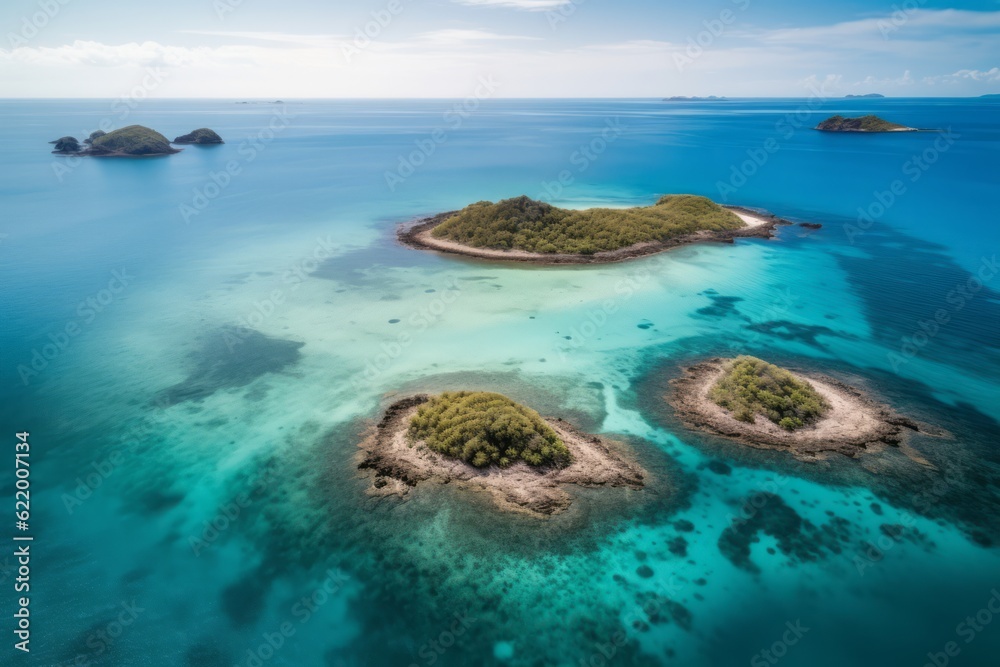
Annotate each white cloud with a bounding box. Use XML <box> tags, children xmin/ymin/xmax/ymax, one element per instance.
<box><xmin>855</xmin><ymin>70</ymin><xmax>914</xmax><ymax>88</ymax></box>
<box><xmin>0</xmin><ymin>40</ymin><xmax>220</xmax><ymax>67</ymax></box>
<box><xmin>801</xmin><ymin>73</ymin><xmax>844</xmax><ymax>94</ymax></box>
<box><xmin>0</xmin><ymin>29</ymin><xmax>534</xmax><ymax>70</ymax></box>
<box><xmin>411</xmin><ymin>29</ymin><xmax>539</xmax><ymax>46</ymax></box>
<box><xmin>452</xmin><ymin>0</ymin><xmax>570</xmax><ymax>10</ymax></box>
<box><xmin>182</xmin><ymin>28</ymin><xmax>536</xmax><ymax>51</ymax></box>
<box><xmin>1</xmin><ymin>11</ymin><xmax>998</xmax><ymax>98</ymax></box>
<box><xmin>924</xmin><ymin>67</ymin><xmax>1000</xmax><ymax>85</ymax></box>
<box><xmin>583</xmin><ymin>39</ymin><xmax>673</xmax><ymax>54</ymax></box>
<box><xmin>741</xmin><ymin>9</ymin><xmax>1000</xmax><ymax>47</ymax></box>
<box><xmin>178</xmin><ymin>31</ymin><xmax>340</xmax><ymax>47</ymax></box>
<box><xmin>948</xmin><ymin>67</ymin><xmax>1000</xmax><ymax>81</ymax></box>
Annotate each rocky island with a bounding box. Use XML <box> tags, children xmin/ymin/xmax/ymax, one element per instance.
<box><xmin>173</xmin><ymin>128</ymin><xmax>224</xmax><ymax>145</ymax></box>
<box><xmin>50</xmin><ymin>125</ymin><xmax>224</xmax><ymax>156</ymax></box>
<box><xmin>668</xmin><ymin>356</ymin><xmax>931</xmax><ymax>460</ymax></box>
<box><xmin>51</xmin><ymin>125</ymin><xmax>180</xmax><ymax>156</ymax></box>
<box><xmin>400</xmin><ymin>194</ymin><xmax>785</xmax><ymax>265</ymax></box>
<box><xmin>83</xmin><ymin>130</ymin><xmax>106</xmax><ymax>144</ymax></box>
<box><xmin>815</xmin><ymin>114</ymin><xmax>915</xmax><ymax>132</ymax></box>
<box><xmin>50</xmin><ymin>136</ymin><xmax>82</xmax><ymax>153</ymax></box>
<box><xmin>357</xmin><ymin>391</ymin><xmax>646</xmax><ymax>516</ymax></box>
<box><xmin>845</xmin><ymin>93</ymin><xmax>885</xmax><ymax>98</ymax></box>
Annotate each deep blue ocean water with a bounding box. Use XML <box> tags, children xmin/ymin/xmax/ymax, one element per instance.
<box><xmin>1</xmin><ymin>98</ymin><xmax>999</xmax><ymax>667</ymax></box>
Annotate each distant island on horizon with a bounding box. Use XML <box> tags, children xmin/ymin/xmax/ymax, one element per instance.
<box><xmin>845</xmin><ymin>93</ymin><xmax>886</xmax><ymax>98</ymax></box>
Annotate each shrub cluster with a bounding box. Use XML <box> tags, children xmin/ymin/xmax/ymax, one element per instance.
<box><xmin>90</xmin><ymin>125</ymin><xmax>176</xmax><ymax>155</ymax></box>
<box><xmin>407</xmin><ymin>391</ymin><xmax>572</xmax><ymax>468</ymax></box>
<box><xmin>174</xmin><ymin>128</ymin><xmax>224</xmax><ymax>144</ymax></box>
<box><xmin>431</xmin><ymin>194</ymin><xmax>743</xmax><ymax>255</ymax></box>
<box><xmin>709</xmin><ymin>356</ymin><xmax>830</xmax><ymax>431</ymax></box>
<box><xmin>816</xmin><ymin>115</ymin><xmax>906</xmax><ymax>132</ymax></box>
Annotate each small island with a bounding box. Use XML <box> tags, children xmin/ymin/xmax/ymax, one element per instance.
<box><xmin>357</xmin><ymin>392</ymin><xmax>646</xmax><ymax>516</ymax></box>
<box><xmin>400</xmin><ymin>195</ymin><xmax>785</xmax><ymax>265</ymax></box>
<box><xmin>50</xmin><ymin>136</ymin><xmax>82</xmax><ymax>153</ymax></box>
<box><xmin>173</xmin><ymin>128</ymin><xmax>224</xmax><ymax>145</ymax></box>
<box><xmin>815</xmin><ymin>114</ymin><xmax>916</xmax><ymax>132</ymax></box>
<box><xmin>50</xmin><ymin>125</ymin><xmax>181</xmax><ymax>156</ymax></box>
<box><xmin>668</xmin><ymin>356</ymin><xmax>928</xmax><ymax>460</ymax></box>
<box><xmin>50</xmin><ymin>125</ymin><xmax>224</xmax><ymax>156</ymax></box>
<box><xmin>845</xmin><ymin>93</ymin><xmax>885</xmax><ymax>98</ymax></box>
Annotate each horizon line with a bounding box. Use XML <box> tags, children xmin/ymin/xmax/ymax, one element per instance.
<box><xmin>1</xmin><ymin>95</ymin><xmax>998</xmax><ymax>100</ymax></box>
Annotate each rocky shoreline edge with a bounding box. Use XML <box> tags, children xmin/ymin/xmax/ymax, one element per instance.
<box><xmin>356</xmin><ymin>395</ymin><xmax>647</xmax><ymax>516</ymax></box>
<box><xmin>667</xmin><ymin>358</ymin><xmax>942</xmax><ymax>462</ymax></box>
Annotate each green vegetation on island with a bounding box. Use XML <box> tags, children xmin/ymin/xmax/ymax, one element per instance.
<box><xmin>173</xmin><ymin>128</ymin><xmax>224</xmax><ymax>144</ymax></box>
<box><xmin>89</xmin><ymin>125</ymin><xmax>179</xmax><ymax>155</ymax></box>
<box><xmin>815</xmin><ymin>114</ymin><xmax>911</xmax><ymax>132</ymax></box>
<box><xmin>50</xmin><ymin>125</ymin><xmax>224</xmax><ymax>155</ymax></box>
<box><xmin>430</xmin><ymin>194</ymin><xmax>744</xmax><ymax>255</ymax></box>
<box><xmin>709</xmin><ymin>356</ymin><xmax>830</xmax><ymax>431</ymax></box>
<box><xmin>407</xmin><ymin>391</ymin><xmax>572</xmax><ymax>468</ymax></box>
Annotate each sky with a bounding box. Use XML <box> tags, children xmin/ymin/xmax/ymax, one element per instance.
<box><xmin>1</xmin><ymin>0</ymin><xmax>998</xmax><ymax>97</ymax></box>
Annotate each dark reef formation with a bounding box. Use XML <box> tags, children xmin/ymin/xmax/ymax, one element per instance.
<box><xmin>718</xmin><ymin>492</ymin><xmax>855</xmax><ymax>572</ymax></box>
<box><xmin>154</xmin><ymin>329</ymin><xmax>304</xmax><ymax>406</ymax></box>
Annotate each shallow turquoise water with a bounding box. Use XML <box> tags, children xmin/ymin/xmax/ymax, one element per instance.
<box><xmin>1</xmin><ymin>98</ymin><xmax>999</xmax><ymax>666</ymax></box>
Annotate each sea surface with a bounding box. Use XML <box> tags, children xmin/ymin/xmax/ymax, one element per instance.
<box><xmin>1</xmin><ymin>98</ymin><xmax>999</xmax><ymax>667</ymax></box>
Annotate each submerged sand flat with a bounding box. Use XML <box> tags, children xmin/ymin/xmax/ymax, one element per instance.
<box><xmin>357</xmin><ymin>395</ymin><xmax>647</xmax><ymax>516</ymax></box>
<box><xmin>668</xmin><ymin>358</ymin><xmax>938</xmax><ymax>461</ymax></box>
<box><xmin>398</xmin><ymin>206</ymin><xmax>785</xmax><ymax>265</ymax></box>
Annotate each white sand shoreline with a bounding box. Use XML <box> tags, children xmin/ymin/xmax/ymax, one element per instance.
<box><xmin>399</xmin><ymin>204</ymin><xmax>784</xmax><ymax>265</ymax></box>
<box><xmin>733</xmin><ymin>210</ymin><xmax>771</xmax><ymax>228</ymax></box>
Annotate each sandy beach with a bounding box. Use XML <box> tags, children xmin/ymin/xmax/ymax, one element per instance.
<box><xmin>731</xmin><ymin>209</ymin><xmax>773</xmax><ymax>227</ymax></box>
<box><xmin>398</xmin><ymin>205</ymin><xmax>788</xmax><ymax>265</ymax></box>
